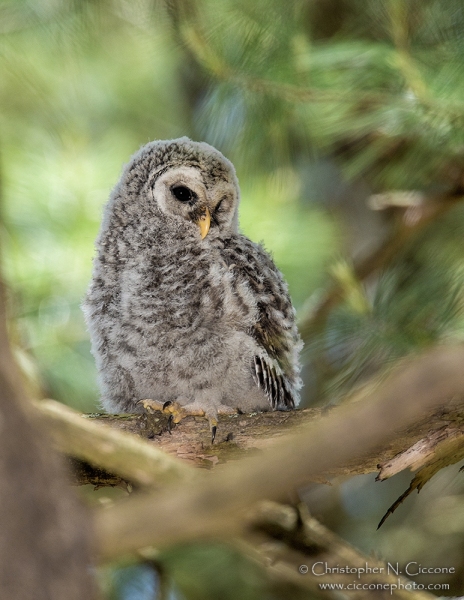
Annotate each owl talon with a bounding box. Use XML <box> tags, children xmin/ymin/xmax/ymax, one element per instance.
<box><xmin>138</xmin><ymin>399</ymin><xmax>164</xmax><ymax>413</ymax></box>
<box><xmin>208</xmin><ymin>415</ymin><xmax>219</xmax><ymax>444</ymax></box>
<box><xmin>162</xmin><ymin>401</ymin><xmax>186</xmax><ymax>424</ymax></box>
<box><xmin>167</xmin><ymin>414</ymin><xmax>174</xmax><ymax>434</ymax></box>
<box><xmin>138</xmin><ymin>399</ymin><xmax>185</xmax><ymax>429</ymax></box>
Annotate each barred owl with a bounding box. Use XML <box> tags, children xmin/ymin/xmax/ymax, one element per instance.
<box><xmin>83</xmin><ymin>138</ymin><xmax>302</xmax><ymax>441</ymax></box>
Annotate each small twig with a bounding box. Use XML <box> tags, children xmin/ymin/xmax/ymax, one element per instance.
<box><xmin>240</xmin><ymin>501</ymin><xmax>436</xmax><ymax>600</ymax></box>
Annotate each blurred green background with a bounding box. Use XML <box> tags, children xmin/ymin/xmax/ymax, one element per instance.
<box><xmin>2</xmin><ymin>0</ymin><xmax>464</xmax><ymax>598</ymax></box>
<box><xmin>1</xmin><ymin>0</ymin><xmax>339</xmax><ymax>411</ymax></box>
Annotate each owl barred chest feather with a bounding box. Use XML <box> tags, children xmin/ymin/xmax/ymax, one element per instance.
<box><xmin>83</xmin><ymin>138</ymin><xmax>302</xmax><ymax>430</ymax></box>
<box><xmin>121</xmin><ymin>235</ymin><xmax>258</xmax><ymax>334</ymax></box>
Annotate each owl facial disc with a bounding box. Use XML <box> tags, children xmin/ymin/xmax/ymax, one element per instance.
<box><xmin>197</xmin><ymin>207</ymin><xmax>211</xmax><ymax>239</ymax></box>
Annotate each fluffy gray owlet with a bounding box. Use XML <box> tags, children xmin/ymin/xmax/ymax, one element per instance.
<box><xmin>83</xmin><ymin>138</ymin><xmax>303</xmax><ymax>441</ymax></box>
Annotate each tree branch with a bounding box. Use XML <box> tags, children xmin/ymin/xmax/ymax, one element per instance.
<box><xmin>91</xmin><ymin>345</ymin><xmax>464</xmax><ymax>561</ymax></box>
<box><xmin>240</xmin><ymin>501</ymin><xmax>436</xmax><ymax>599</ymax></box>
<box><xmin>35</xmin><ymin>400</ymin><xmax>194</xmax><ymax>488</ymax></box>
<box><xmin>35</xmin><ymin>385</ymin><xmax>464</xmax><ymax>492</ymax></box>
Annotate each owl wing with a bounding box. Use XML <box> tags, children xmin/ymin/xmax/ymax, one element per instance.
<box><xmin>221</xmin><ymin>236</ymin><xmax>303</xmax><ymax>409</ymax></box>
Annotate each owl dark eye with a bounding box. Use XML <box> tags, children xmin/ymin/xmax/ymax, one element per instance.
<box><xmin>171</xmin><ymin>185</ymin><xmax>196</xmax><ymax>203</ymax></box>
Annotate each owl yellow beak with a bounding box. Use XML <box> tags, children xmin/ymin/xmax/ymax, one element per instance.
<box><xmin>197</xmin><ymin>207</ymin><xmax>211</xmax><ymax>239</ymax></box>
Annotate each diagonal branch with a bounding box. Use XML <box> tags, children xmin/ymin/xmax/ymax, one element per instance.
<box><xmin>91</xmin><ymin>345</ymin><xmax>464</xmax><ymax>561</ymax></box>
<box><xmin>37</xmin><ymin>389</ymin><xmax>463</xmax><ymax>489</ymax></box>
<box><xmin>240</xmin><ymin>501</ymin><xmax>436</xmax><ymax>600</ymax></box>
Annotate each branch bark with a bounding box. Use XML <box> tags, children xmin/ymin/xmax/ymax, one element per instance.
<box><xmin>36</xmin><ymin>376</ymin><xmax>464</xmax><ymax>490</ymax></box>
<box><xmin>35</xmin><ymin>391</ymin><xmax>464</xmax><ymax>494</ymax></box>
<box><xmin>35</xmin><ymin>400</ymin><xmax>194</xmax><ymax>488</ymax></box>
<box><xmin>30</xmin><ymin>345</ymin><xmax>464</xmax><ymax>600</ymax></box>
<box><xmin>86</xmin><ymin>345</ymin><xmax>464</xmax><ymax>560</ymax></box>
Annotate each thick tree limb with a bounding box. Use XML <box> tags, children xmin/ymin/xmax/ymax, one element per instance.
<box><xmin>31</xmin><ymin>344</ymin><xmax>464</xmax><ymax>585</ymax></box>
<box><xmin>89</xmin><ymin>397</ymin><xmax>464</xmax><ymax>475</ymax></box>
<box><xmin>30</xmin><ymin>346</ymin><xmax>464</xmax><ymax>600</ymax></box>
<box><xmin>72</xmin><ymin>408</ymin><xmax>323</xmax><ymax>474</ymax></box>
<box><xmin>35</xmin><ymin>381</ymin><xmax>464</xmax><ymax>496</ymax></box>
<box><xmin>92</xmin><ymin>345</ymin><xmax>464</xmax><ymax>560</ymax></box>
<box><xmin>34</xmin><ymin>348</ymin><xmax>464</xmax><ymax>523</ymax></box>
<box><xmin>36</xmin><ymin>391</ymin><xmax>464</xmax><ymax>491</ymax></box>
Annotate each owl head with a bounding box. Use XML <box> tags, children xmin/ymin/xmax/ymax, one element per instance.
<box><xmin>103</xmin><ymin>138</ymin><xmax>241</xmax><ymax>242</ymax></box>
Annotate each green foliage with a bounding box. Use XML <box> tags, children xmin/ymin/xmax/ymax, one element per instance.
<box><xmin>184</xmin><ymin>0</ymin><xmax>464</xmax><ymax>189</ymax></box>
<box><xmin>161</xmin><ymin>543</ymin><xmax>277</xmax><ymax>600</ymax></box>
<box><xmin>308</xmin><ymin>206</ymin><xmax>464</xmax><ymax>401</ymax></box>
<box><xmin>2</xmin><ymin>0</ymin><xmax>464</xmax><ymax>411</ymax></box>
<box><xmin>174</xmin><ymin>0</ymin><xmax>464</xmax><ymax>403</ymax></box>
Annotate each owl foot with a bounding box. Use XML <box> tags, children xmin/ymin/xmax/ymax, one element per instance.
<box><xmin>208</xmin><ymin>405</ymin><xmax>238</xmax><ymax>444</ymax></box>
<box><xmin>138</xmin><ymin>399</ymin><xmax>237</xmax><ymax>444</ymax></box>
<box><xmin>162</xmin><ymin>400</ymin><xmax>187</xmax><ymax>433</ymax></box>
<box><xmin>138</xmin><ymin>399</ymin><xmax>187</xmax><ymax>434</ymax></box>
<box><xmin>209</xmin><ymin>417</ymin><xmax>218</xmax><ymax>444</ymax></box>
